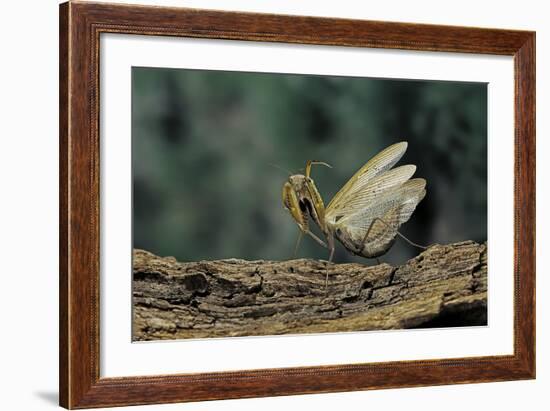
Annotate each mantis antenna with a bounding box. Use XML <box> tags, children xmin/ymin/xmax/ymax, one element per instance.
<box><xmin>268</xmin><ymin>163</ymin><xmax>292</xmax><ymax>176</ymax></box>
<box><xmin>305</xmin><ymin>160</ymin><xmax>332</xmax><ymax>178</ymax></box>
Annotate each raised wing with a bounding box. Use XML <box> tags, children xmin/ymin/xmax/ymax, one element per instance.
<box><xmin>332</xmin><ymin>178</ymin><xmax>426</xmax><ymax>257</ymax></box>
<box><xmin>325</xmin><ymin>163</ymin><xmax>416</xmax><ymax>223</ymax></box>
<box><xmin>337</xmin><ymin>178</ymin><xmax>426</xmax><ymax>230</ymax></box>
<box><xmin>326</xmin><ymin>142</ymin><xmax>408</xmax><ymax>216</ymax></box>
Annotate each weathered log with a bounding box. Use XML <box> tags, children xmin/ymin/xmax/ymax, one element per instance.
<box><xmin>132</xmin><ymin>241</ymin><xmax>487</xmax><ymax>341</ymax></box>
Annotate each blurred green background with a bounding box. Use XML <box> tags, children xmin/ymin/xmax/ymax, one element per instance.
<box><xmin>132</xmin><ymin>67</ymin><xmax>487</xmax><ymax>265</ymax></box>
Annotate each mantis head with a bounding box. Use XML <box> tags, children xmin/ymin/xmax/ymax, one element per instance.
<box><xmin>282</xmin><ymin>160</ymin><xmax>332</xmax><ymax>232</ymax></box>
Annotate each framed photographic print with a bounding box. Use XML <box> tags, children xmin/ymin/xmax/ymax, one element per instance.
<box><xmin>59</xmin><ymin>1</ymin><xmax>535</xmax><ymax>408</ymax></box>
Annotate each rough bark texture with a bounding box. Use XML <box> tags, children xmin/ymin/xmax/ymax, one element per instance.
<box><xmin>132</xmin><ymin>241</ymin><xmax>487</xmax><ymax>341</ymax></box>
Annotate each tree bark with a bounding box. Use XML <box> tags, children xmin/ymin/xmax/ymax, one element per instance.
<box><xmin>132</xmin><ymin>241</ymin><xmax>487</xmax><ymax>341</ymax></box>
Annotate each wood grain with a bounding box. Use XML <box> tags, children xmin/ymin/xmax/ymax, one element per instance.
<box><xmin>59</xmin><ymin>1</ymin><xmax>535</xmax><ymax>408</ymax></box>
<box><xmin>132</xmin><ymin>241</ymin><xmax>487</xmax><ymax>340</ymax></box>
<box><xmin>59</xmin><ymin>2</ymin><xmax>69</xmax><ymax>407</ymax></box>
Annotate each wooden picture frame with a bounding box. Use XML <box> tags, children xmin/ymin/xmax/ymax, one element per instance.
<box><xmin>59</xmin><ymin>1</ymin><xmax>535</xmax><ymax>408</ymax></box>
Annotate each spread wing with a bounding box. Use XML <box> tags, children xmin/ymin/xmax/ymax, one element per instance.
<box><xmin>326</xmin><ymin>142</ymin><xmax>408</xmax><ymax>220</ymax></box>
<box><xmin>325</xmin><ymin>164</ymin><xmax>416</xmax><ymax>224</ymax></box>
<box><xmin>338</xmin><ymin>178</ymin><xmax>426</xmax><ymax>231</ymax></box>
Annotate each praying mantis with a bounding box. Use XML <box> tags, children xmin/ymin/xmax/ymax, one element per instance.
<box><xmin>282</xmin><ymin>142</ymin><xmax>426</xmax><ymax>287</ymax></box>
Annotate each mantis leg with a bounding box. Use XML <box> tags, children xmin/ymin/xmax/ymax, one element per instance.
<box><xmin>291</xmin><ymin>229</ymin><xmax>327</xmax><ymax>260</ymax></box>
<box><xmin>362</xmin><ymin>217</ymin><xmax>427</xmax><ymax>250</ymax></box>
<box><xmin>304</xmin><ymin>229</ymin><xmax>328</xmax><ymax>249</ymax></box>
<box><xmin>325</xmin><ymin>234</ymin><xmax>335</xmax><ymax>290</ymax></box>
<box><xmin>293</xmin><ymin>230</ymin><xmax>303</xmax><ymax>258</ymax></box>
